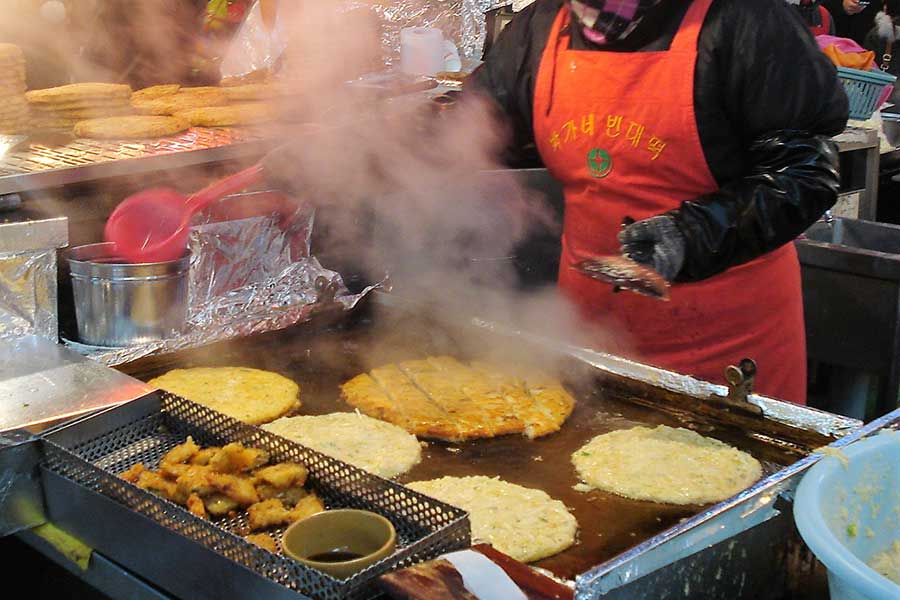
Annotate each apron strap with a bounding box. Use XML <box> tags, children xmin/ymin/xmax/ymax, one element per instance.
<box><xmin>670</xmin><ymin>0</ymin><xmax>717</xmax><ymax>53</ymax></box>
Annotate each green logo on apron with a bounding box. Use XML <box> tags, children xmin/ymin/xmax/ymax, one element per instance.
<box><xmin>587</xmin><ymin>148</ymin><xmax>613</xmax><ymax>179</ymax></box>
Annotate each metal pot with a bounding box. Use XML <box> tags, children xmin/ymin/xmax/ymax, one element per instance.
<box><xmin>882</xmin><ymin>112</ymin><xmax>900</xmax><ymax>148</ymax></box>
<box><xmin>66</xmin><ymin>243</ymin><xmax>190</xmax><ymax>347</ymax></box>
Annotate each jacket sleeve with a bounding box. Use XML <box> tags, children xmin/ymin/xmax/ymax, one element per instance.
<box><xmin>467</xmin><ymin>1</ymin><xmax>559</xmax><ymax>166</ymax></box>
<box><xmin>668</xmin><ymin>0</ymin><xmax>849</xmax><ymax>282</ymax></box>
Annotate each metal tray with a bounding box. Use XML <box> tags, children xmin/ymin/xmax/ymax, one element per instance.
<box><xmin>40</xmin><ymin>391</ymin><xmax>470</xmax><ymax>600</ymax></box>
<box><xmin>115</xmin><ymin>299</ymin><xmax>867</xmax><ymax>599</ymax></box>
<box><xmin>0</xmin><ymin>126</ymin><xmax>278</xmax><ymax>196</ymax></box>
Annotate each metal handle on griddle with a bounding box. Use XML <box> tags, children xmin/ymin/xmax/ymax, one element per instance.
<box><xmin>709</xmin><ymin>358</ymin><xmax>764</xmax><ymax>416</ymax></box>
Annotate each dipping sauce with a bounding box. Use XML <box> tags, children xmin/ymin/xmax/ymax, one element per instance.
<box><xmin>307</xmin><ymin>550</ymin><xmax>364</xmax><ymax>563</ymax></box>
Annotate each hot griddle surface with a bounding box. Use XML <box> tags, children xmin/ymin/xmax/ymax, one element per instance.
<box><xmin>120</xmin><ymin>314</ymin><xmax>798</xmax><ymax>580</ymax></box>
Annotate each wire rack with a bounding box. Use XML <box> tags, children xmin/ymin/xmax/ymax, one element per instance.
<box><xmin>0</xmin><ymin>126</ymin><xmax>276</xmax><ymax>195</ymax></box>
<box><xmin>41</xmin><ymin>392</ymin><xmax>470</xmax><ymax>600</ymax></box>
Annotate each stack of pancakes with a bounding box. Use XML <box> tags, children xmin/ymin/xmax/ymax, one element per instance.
<box><xmin>131</xmin><ymin>83</ymin><xmax>278</xmax><ymax>127</ymax></box>
<box><xmin>0</xmin><ymin>44</ymin><xmax>28</xmax><ymax>134</ymax></box>
<box><xmin>26</xmin><ymin>83</ymin><xmax>133</xmax><ymax>130</ymax></box>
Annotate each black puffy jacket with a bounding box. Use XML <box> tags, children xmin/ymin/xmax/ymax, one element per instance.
<box><xmin>469</xmin><ymin>0</ymin><xmax>850</xmax><ymax>282</ymax></box>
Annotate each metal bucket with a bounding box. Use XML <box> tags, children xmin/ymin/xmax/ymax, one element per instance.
<box><xmin>66</xmin><ymin>243</ymin><xmax>190</xmax><ymax>347</ymax></box>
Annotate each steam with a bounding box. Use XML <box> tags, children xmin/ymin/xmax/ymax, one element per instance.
<box><xmin>265</xmin><ymin>2</ymin><xmax>624</xmax><ymax>362</ymax></box>
<box><xmin>0</xmin><ymin>0</ymin><xmax>629</xmax><ymax>365</ymax></box>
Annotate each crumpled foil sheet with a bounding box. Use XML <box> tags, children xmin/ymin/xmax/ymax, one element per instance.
<box><xmin>0</xmin><ymin>250</ymin><xmax>58</xmax><ymax>342</ymax></box>
<box><xmin>350</xmin><ymin>0</ymin><xmax>494</xmax><ymax>65</ymax></box>
<box><xmin>221</xmin><ymin>0</ymin><xmax>491</xmax><ymax>77</ymax></box>
<box><xmin>64</xmin><ymin>193</ymin><xmax>377</xmax><ymax>367</ymax></box>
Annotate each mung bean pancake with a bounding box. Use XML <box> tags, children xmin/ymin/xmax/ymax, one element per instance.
<box><xmin>221</xmin><ymin>84</ymin><xmax>275</xmax><ymax>101</ymax></box>
<box><xmin>73</xmin><ymin>115</ymin><xmax>189</xmax><ymax>139</ymax></box>
<box><xmin>407</xmin><ymin>476</ymin><xmax>578</xmax><ymax>563</ymax></box>
<box><xmin>131</xmin><ymin>84</ymin><xmax>181</xmax><ymax>102</ymax></box>
<box><xmin>32</xmin><ymin>105</ymin><xmax>134</xmax><ymax>120</ymax></box>
<box><xmin>26</xmin><ymin>83</ymin><xmax>132</xmax><ymax>104</ymax></box>
<box><xmin>341</xmin><ymin>356</ymin><xmax>575</xmax><ymax>442</ymax></box>
<box><xmin>572</xmin><ymin>425</ymin><xmax>763</xmax><ymax>505</ymax></box>
<box><xmin>175</xmin><ymin>102</ymin><xmax>275</xmax><ymax>127</ymax></box>
<box><xmin>262</xmin><ymin>413</ymin><xmax>421</xmax><ymax>479</ymax></box>
<box><xmin>148</xmin><ymin>367</ymin><xmax>300</xmax><ymax>425</ymax></box>
<box><xmin>132</xmin><ymin>89</ymin><xmax>228</xmax><ymax>115</ymax></box>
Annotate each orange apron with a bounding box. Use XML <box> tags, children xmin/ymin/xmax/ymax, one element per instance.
<box><xmin>532</xmin><ymin>0</ymin><xmax>807</xmax><ymax>403</ymax></box>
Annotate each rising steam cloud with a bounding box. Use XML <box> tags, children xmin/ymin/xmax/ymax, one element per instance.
<box><xmin>265</xmin><ymin>1</ymin><xmax>626</xmax><ymax>358</ymax></box>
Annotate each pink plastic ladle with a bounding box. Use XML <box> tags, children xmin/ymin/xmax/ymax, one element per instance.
<box><xmin>104</xmin><ymin>164</ymin><xmax>265</xmax><ymax>263</ymax></box>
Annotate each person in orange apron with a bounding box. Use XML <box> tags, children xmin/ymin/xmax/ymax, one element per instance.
<box><xmin>469</xmin><ymin>0</ymin><xmax>849</xmax><ymax>403</ymax></box>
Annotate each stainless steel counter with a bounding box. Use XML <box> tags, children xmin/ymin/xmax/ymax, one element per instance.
<box><xmin>0</xmin><ymin>335</ymin><xmax>150</xmax><ymax>433</ymax></box>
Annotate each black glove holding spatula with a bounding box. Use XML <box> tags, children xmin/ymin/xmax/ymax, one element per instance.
<box><xmin>618</xmin><ymin>215</ymin><xmax>687</xmax><ymax>283</ymax></box>
<box><xmin>574</xmin><ymin>215</ymin><xmax>686</xmax><ymax>301</ymax></box>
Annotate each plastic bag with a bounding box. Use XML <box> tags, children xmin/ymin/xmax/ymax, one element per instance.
<box><xmin>220</xmin><ymin>0</ymin><xmax>287</xmax><ymax>79</ymax></box>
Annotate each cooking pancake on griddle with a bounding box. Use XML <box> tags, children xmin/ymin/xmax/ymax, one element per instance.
<box><xmin>341</xmin><ymin>356</ymin><xmax>574</xmax><ymax>442</ymax></box>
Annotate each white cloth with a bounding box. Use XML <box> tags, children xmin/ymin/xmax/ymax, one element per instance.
<box><xmin>441</xmin><ymin>550</ymin><xmax>528</xmax><ymax>600</ymax></box>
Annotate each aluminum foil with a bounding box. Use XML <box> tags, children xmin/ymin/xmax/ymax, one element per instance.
<box><xmin>64</xmin><ymin>192</ymin><xmax>377</xmax><ymax>367</ymax></box>
<box><xmin>350</xmin><ymin>0</ymin><xmax>494</xmax><ymax>65</ymax></box>
<box><xmin>0</xmin><ymin>249</ymin><xmax>58</xmax><ymax>342</ymax></box>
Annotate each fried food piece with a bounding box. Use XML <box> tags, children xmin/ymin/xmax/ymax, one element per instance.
<box><xmin>207</xmin><ymin>471</ymin><xmax>260</xmax><ymax>506</ymax></box>
<box><xmin>189</xmin><ymin>447</ymin><xmax>219</xmax><ymax>466</ymax></box>
<box><xmin>158</xmin><ymin>461</ymin><xmax>194</xmax><ymax>480</ymax></box>
<box><xmin>135</xmin><ymin>471</ymin><xmax>178</xmax><ymax>501</ymax></box>
<box><xmin>173</xmin><ymin>465</ymin><xmax>217</xmax><ymax>501</ymax></box>
<box><xmin>209</xmin><ymin>443</ymin><xmax>270</xmax><ymax>474</ymax></box>
<box><xmin>162</xmin><ymin>436</ymin><xmax>200</xmax><ymax>465</ymax></box>
<box><xmin>174</xmin><ymin>103</ymin><xmax>276</xmax><ymax>127</ymax></box>
<box><xmin>247</xmin><ymin>493</ymin><xmax>325</xmax><ymax>531</ymax></box>
<box><xmin>186</xmin><ymin>493</ymin><xmax>208</xmax><ymax>519</ymax></box>
<box><xmin>290</xmin><ymin>493</ymin><xmax>325</xmax><ymax>522</ymax></box>
<box><xmin>204</xmin><ymin>493</ymin><xmax>240</xmax><ymax>517</ymax></box>
<box><xmin>247</xmin><ymin>498</ymin><xmax>293</xmax><ymax>531</ymax></box>
<box><xmin>253</xmin><ymin>462</ymin><xmax>307</xmax><ymax>489</ymax></box>
<box><xmin>256</xmin><ymin>484</ymin><xmax>308</xmax><ymax>506</ymax></box>
<box><xmin>26</xmin><ymin>83</ymin><xmax>132</xmax><ymax>104</ymax></box>
<box><xmin>245</xmin><ymin>533</ymin><xmax>277</xmax><ymax>552</ymax></box>
<box><xmin>73</xmin><ymin>115</ymin><xmax>190</xmax><ymax>140</ymax></box>
<box><xmin>119</xmin><ymin>463</ymin><xmax>146</xmax><ymax>483</ymax></box>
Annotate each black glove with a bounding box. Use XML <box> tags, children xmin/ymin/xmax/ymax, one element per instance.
<box><xmin>618</xmin><ymin>215</ymin><xmax>686</xmax><ymax>282</ymax></box>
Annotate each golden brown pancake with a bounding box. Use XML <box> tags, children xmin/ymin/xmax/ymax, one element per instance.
<box><xmin>73</xmin><ymin>115</ymin><xmax>190</xmax><ymax>139</ymax></box>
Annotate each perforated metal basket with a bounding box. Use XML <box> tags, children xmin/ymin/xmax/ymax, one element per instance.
<box><xmin>41</xmin><ymin>392</ymin><xmax>470</xmax><ymax>600</ymax></box>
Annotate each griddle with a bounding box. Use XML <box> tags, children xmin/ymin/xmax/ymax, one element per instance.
<box><xmin>118</xmin><ymin>302</ymin><xmax>842</xmax><ymax>582</ymax></box>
